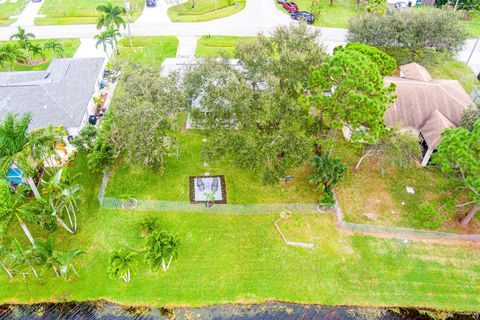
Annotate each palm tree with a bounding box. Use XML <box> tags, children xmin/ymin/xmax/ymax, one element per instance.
<box><xmin>42</xmin><ymin>170</ymin><xmax>75</xmax><ymax>234</ymax></box>
<box><xmin>0</xmin><ymin>182</ymin><xmax>39</xmax><ymax>246</ymax></box>
<box><xmin>95</xmin><ymin>31</ymin><xmax>112</xmax><ymax>59</ymax></box>
<box><xmin>54</xmin><ymin>248</ymin><xmax>84</xmax><ymax>279</ymax></box>
<box><xmin>28</xmin><ymin>43</ymin><xmax>45</xmax><ymax>61</ymax></box>
<box><xmin>10</xmin><ymin>27</ymin><xmax>35</xmax><ymax>64</ymax></box>
<box><xmin>144</xmin><ymin>231</ymin><xmax>180</xmax><ymax>272</ymax></box>
<box><xmin>34</xmin><ymin>237</ymin><xmax>61</xmax><ymax>277</ymax></box>
<box><xmin>105</xmin><ymin>27</ymin><xmax>121</xmax><ymax>55</ymax></box>
<box><xmin>96</xmin><ymin>2</ymin><xmax>126</xmax><ymax>29</ymax></box>
<box><xmin>108</xmin><ymin>248</ymin><xmax>137</xmax><ymax>283</ymax></box>
<box><xmin>163</xmin><ymin>233</ymin><xmax>180</xmax><ymax>271</ymax></box>
<box><xmin>0</xmin><ymin>244</ymin><xmax>14</xmax><ymax>279</ymax></box>
<box><xmin>43</xmin><ymin>39</ymin><xmax>64</xmax><ymax>58</ymax></box>
<box><xmin>0</xmin><ymin>44</ymin><xmax>22</xmax><ymax>71</ymax></box>
<box><xmin>9</xmin><ymin>239</ymin><xmax>38</xmax><ymax>278</ymax></box>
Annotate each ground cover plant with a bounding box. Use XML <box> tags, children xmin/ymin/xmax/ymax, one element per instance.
<box><xmin>0</xmin><ymin>0</ymin><xmax>27</xmax><ymax>26</ymax></box>
<box><xmin>168</xmin><ymin>0</ymin><xmax>246</xmax><ymax>22</ymax></box>
<box><xmin>0</xmin><ymin>37</ymin><xmax>80</xmax><ymax>71</ymax></box>
<box><xmin>195</xmin><ymin>36</ymin><xmax>254</xmax><ymax>57</ymax></box>
<box><xmin>35</xmin><ymin>0</ymin><xmax>145</xmax><ymax>25</ymax></box>
<box><xmin>275</xmin><ymin>0</ymin><xmax>364</xmax><ymax>28</ymax></box>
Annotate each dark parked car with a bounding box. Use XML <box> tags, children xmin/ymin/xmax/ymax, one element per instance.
<box><xmin>146</xmin><ymin>0</ymin><xmax>156</xmax><ymax>7</ymax></box>
<box><xmin>291</xmin><ymin>11</ymin><xmax>315</xmax><ymax>24</ymax></box>
<box><xmin>282</xmin><ymin>2</ymin><xmax>299</xmax><ymax>12</ymax></box>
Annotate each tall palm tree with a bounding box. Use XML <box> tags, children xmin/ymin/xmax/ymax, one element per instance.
<box><xmin>34</xmin><ymin>237</ymin><xmax>61</xmax><ymax>277</ymax></box>
<box><xmin>0</xmin><ymin>244</ymin><xmax>14</xmax><ymax>279</ymax></box>
<box><xmin>9</xmin><ymin>27</ymin><xmax>35</xmax><ymax>64</ymax></box>
<box><xmin>9</xmin><ymin>239</ymin><xmax>38</xmax><ymax>278</ymax></box>
<box><xmin>0</xmin><ymin>182</ymin><xmax>39</xmax><ymax>246</ymax></box>
<box><xmin>54</xmin><ymin>248</ymin><xmax>84</xmax><ymax>279</ymax></box>
<box><xmin>42</xmin><ymin>170</ymin><xmax>75</xmax><ymax>234</ymax></box>
<box><xmin>105</xmin><ymin>27</ymin><xmax>121</xmax><ymax>55</ymax></box>
<box><xmin>95</xmin><ymin>31</ymin><xmax>112</xmax><ymax>59</ymax></box>
<box><xmin>96</xmin><ymin>2</ymin><xmax>126</xmax><ymax>29</ymax></box>
<box><xmin>108</xmin><ymin>248</ymin><xmax>137</xmax><ymax>283</ymax></box>
<box><xmin>43</xmin><ymin>39</ymin><xmax>64</xmax><ymax>58</ymax></box>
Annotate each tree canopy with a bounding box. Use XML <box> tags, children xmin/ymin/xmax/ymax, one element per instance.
<box><xmin>347</xmin><ymin>9</ymin><xmax>468</xmax><ymax>53</ymax></box>
<box><xmin>433</xmin><ymin>120</ymin><xmax>480</xmax><ymax>226</ymax></box>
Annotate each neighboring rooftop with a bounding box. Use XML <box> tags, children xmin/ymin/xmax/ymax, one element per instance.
<box><xmin>384</xmin><ymin>64</ymin><xmax>473</xmax><ymax>149</ymax></box>
<box><xmin>0</xmin><ymin>58</ymin><xmax>105</xmax><ymax>131</ymax></box>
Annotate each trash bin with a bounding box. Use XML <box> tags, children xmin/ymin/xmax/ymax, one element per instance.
<box><xmin>88</xmin><ymin>115</ymin><xmax>97</xmax><ymax>125</ymax></box>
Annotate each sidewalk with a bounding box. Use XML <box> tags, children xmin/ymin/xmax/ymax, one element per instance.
<box><xmin>11</xmin><ymin>0</ymin><xmax>44</xmax><ymax>27</ymax></box>
<box><xmin>176</xmin><ymin>36</ymin><xmax>199</xmax><ymax>58</ymax></box>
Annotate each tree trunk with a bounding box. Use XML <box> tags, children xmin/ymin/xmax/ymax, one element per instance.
<box><xmin>56</xmin><ymin>216</ymin><xmax>75</xmax><ymax>234</ymax></box>
<box><xmin>460</xmin><ymin>202</ymin><xmax>479</xmax><ymax>227</ymax></box>
<box><xmin>71</xmin><ymin>264</ymin><xmax>79</xmax><ymax>277</ymax></box>
<box><xmin>166</xmin><ymin>255</ymin><xmax>173</xmax><ymax>270</ymax></box>
<box><xmin>64</xmin><ymin>204</ymin><xmax>74</xmax><ymax>231</ymax></box>
<box><xmin>69</xmin><ymin>202</ymin><xmax>77</xmax><ymax>231</ymax></box>
<box><xmin>0</xmin><ymin>262</ymin><xmax>14</xmax><ymax>279</ymax></box>
<box><xmin>192</xmin><ymin>0</ymin><xmax>195</xmax><ymax>8</ymax></box>
<box><xmin>18</xmin><ymin>219</ymin><xmax>35</xmax><ymax>247</ymax></box>
<box><xmin>53</xmin><ymin>265</ymin><xmax>60</xmax><ymax>277</ymax></box>
<box><xmin>29</xmin><ymin>264</ymin><xmax>38</xmax><ymax>278</ymax></box>
<box><xmin>161</xmin><ymin>258</ymin><xmax>167</xmax><ymax>272</ymax></box>
<box><xmin>26</xmin><ymin>177</ymin><xmax>41</xmax><ymax>199</ymax></box>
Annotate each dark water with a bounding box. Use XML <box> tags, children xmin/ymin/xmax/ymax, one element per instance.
<box><xmin>0</xmin><ymin>301</ymin><xmax>478</xmax><ymax>320</ymax></box>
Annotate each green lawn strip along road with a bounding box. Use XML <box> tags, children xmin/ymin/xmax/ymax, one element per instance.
<box><xmin>117</xmin><ymin>36</ymin><xmax>179</xmax><ymax>65</ymax></box>
<box><xmin>0</xmin><ymin>38</ymin><xmax>80</xmax><ymax>71</ymax></box>
<box><xmin>195</xmin><ymin>36</ymin><xmax>254</xmax><ymax>57</ymax></box>
<box><xmin>275</xmin><ymin>0</ymin><xmax>364</xmax><ymax>28</ymax></box>
<box><xmin>168</xmin><ymin>0</ymin><xmax>246</xmax><ymax>22</ymax></box>
<box><xmin>0</xmin><ymin>0</ymin><xmax>27</xmax><ymax>26</ymax></box>
<box><xmin>34</xmin><ymin>0</ymin><xmax>145</xmax><ymax>25</ymax></box>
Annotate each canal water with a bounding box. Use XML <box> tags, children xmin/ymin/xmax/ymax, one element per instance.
<box><xmin>0</xmin><ymin>301</ymin><xmax>477</xmax><ymax>320</ymax></box>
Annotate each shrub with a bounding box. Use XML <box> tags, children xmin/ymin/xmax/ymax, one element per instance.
<box><xmin>139</xmin><ymin>216</ymin><xmax>158</xmax><ymax>237</ymax></box>
<box><xmin>309</xmin><ymin>153</ymin><xmax>347</xmax><ymax>205</ymax></box>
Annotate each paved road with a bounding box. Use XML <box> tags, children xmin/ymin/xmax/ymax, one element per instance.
<box><xmin>0</xmin><ymin>0</ymin><xmax>478</xmax><ymax>76</ymax></box>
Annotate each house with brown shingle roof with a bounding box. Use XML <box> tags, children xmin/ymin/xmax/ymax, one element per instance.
<box><xmin>384</xmin><ymin>63</ymin><xmax>474</xmax><ymax>166</ymax></box>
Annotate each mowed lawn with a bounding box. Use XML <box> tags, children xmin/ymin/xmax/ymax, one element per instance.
<box><xmin>117</xmin><ymin>36</ymin><xmax>179</xmax><ymax>65</ymax></box>
<box><xmin>275</xmin><ymin>0</ymin><xmax>364</xmax><ymax>28</ymax></box>
<box><xmin>106</xmin><ymin>128</ymin><xmax>319</xmax><ymax>204</ymax></box>
<box><xmin>1</xmin><ymin>155</ymin><xmax>480</xmax><ymax>311</ymax></box>
<box><xmin>463</xmin><ymin>12</ymin><xmax>480</xmax><ymax>38</ymax></box>
<box><xmin>427</xmin><ymin>60</ymin><xmax>479</xmax><ymax>95</ymax></box>
<box><xmin>168</xmin><ymin>0</ymin><xmax>246</xmax><ymax>22</ymax></box>
<box><xmin>196</xmin><ymin>35</ymin><xmax>254</xmax><ymax>57</ymax></box>
<box><xmin>0</xmin><ymin>0</ymin><xmax>27</xmax><ymax>26</ymax></box>
<box><xmin>35</xmin><ymin>0</ymin><xmax>145</xmax><ymax>25</ymax></box>
<box><xmin>0</xmin><ymin>38</ymin><xmax>80</xmax><ymax>71</ymax></box>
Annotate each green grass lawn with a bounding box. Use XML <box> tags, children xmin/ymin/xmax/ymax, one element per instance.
<box><xmin>106</xmin><ymin>127</ymin><xmax>318</xmax><ymax>204</ymax></box>
<box><xmin>117</xmin><ymin>36</ymin><xmax>179</xmax><ymax>65</ymax></box>
<box><xmin>195</xmin><ymin>35</ymin><xmax>254</xmax><ymax>57</ymax></box>
<box><xmin>168</xmin><ymin>0</ymin><xmax>245</xmax><ymax>22</ymax></box>
<box><xmin>0</xmin><ymin>0</ymin><xmax>27</xmax><ymax>26</ymax></box>
<box><xmin>1</xmin><ymin>154</ymin><xmax>479</xmax><ymax>311</ymax></box>
<box><xmin>35</xmin><ymin>0</ymin><xmax>145</xmax><ymax>25</ymax></box>
<box><xmin>275</xmin><ymin>0</ymin><xmax>363</xmax><ymax>28</ymax></box>
<box><xmin>463</xmin><ymin>12</ymin><xmax>480</xmax><ymax>38</ymax></box>
<box><xmin>426</xmin><ymin>60</ymin><xmax>479</xmax><ymax>95</ymax></box>
<box><xmin>0</xmin><ymin>38</ymin><xmax>80</xmax><ymax>71</ymax></box>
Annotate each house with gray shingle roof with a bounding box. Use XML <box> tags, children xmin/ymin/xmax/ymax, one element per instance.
<box><xmin>384</xmin><ymin>63</ymin><xmax>474</xmax><ymax>166</ymax></box>
<box><xmin>0</xmin><ymin>57</ymin><xmax>105</xmax><ymax>135</ymax></box>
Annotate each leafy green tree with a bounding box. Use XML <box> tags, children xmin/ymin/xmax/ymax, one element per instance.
<box><xmin>87</xmin><ymin>128</ymin><xmax>114</xmax><ymax>173</ymax></box>
<box><xmin>303</xmin><ymin>49</ymin><xmax>395</xmax><ymax>152</ymax></box>
<box><xmin>355</xmin><ymin>132</ymin><xmax>422</xmax><ymax>174</ymax></box>
<box><xmin>366</xmin><ymin>0</ymin><xmax>387</xmax><ymax>14</ymax></box>
<box><xmin>348</xmin><ymin>9</ymin><xmax>468</xmax><ymax>53</ymax></box>
<box><xmin>460</xmin><ymin>102</ymin><xmax>480</xmax><ymax>131</ymax></box>
<box><xmin>96</xmin><ymin>2</ymin><xmax>126</xmax><ymax>29</ymax></box>
<box><xmin>108</xmin><ymin>248</ymin><xmax>137</xmax><ymax>283</ymax></box>
<box><xmin>10</xmin><ymin>27</ymin><xmax>35</xmax><ymax>64</ymax></box>
<box><xmin>308</xmin><ymin>153</ymin><xmax>346</xmax><ymax>204</ymax></box>
<box><xmin>108</xmin><ymin>61</ymin><xmax>184</xmax><ymax>172</ymax></box>
<box><xmin>43</xmin><ymin>40</ymin><xmax>64</xmax><ymax>58</ymax></box>
<box><xmin>334</xmin><ymin>42</ymin><xmax>397</xmax><ymax>76</ymax></box>
<box><xmin>433</xmin><ymin>120</ymin><xmax>480</xmax><ymax>226</ymax></box>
